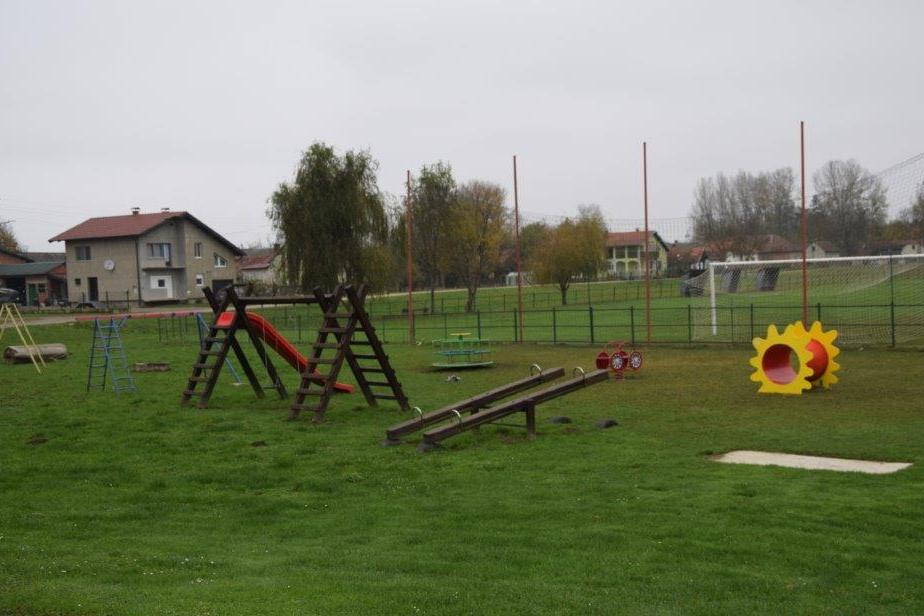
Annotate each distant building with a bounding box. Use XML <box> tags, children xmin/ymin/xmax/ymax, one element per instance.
<box><xmin>50</xmin><ymin>209</ymin><xmax>244</xmax><ymax>305</ymax></box>
<box><xmin>238</xmin><ymin>247</ymin><xmax>281</xmax><ymax>284</ymax></box>
<box><xmin>871</xmin><ymin>239</ymin><xmax>924</xmax><ymax>256</ymax></box>
<box><xmin>606</xmin><ymin>231</ymin><xmax>669</xmax><ymax>278</ymax></box>
<box><xmin>720</xmin><ymin>235</ymin><xmax>801</xmax><ymax>262</ymax></box>
<box><xmin>667</xmin><ymin>242</ymin><xmax>710</xmax><ymax>277</ymax></box>
<box><xmin>807</xmin><ymin>240</ymin><xmax>840</xmax><ymax>259</ymax></box>
<box><xmin>0</xmin><ymin>249</ymin><xmax>67</xmax><ymax>306</ymax></box>
<box><xmin>0</xmin><ymin>248</ymin><xmax>27</xmax><ymax>266</ymax></box>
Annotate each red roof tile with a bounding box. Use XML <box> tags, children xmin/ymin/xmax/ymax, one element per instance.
<box><xmin>50</xmin><ymin>211</ymin><xmax>244</xmax><ymax>255</ymax></box>
<box><xmin>50</xmin><ymin>212</ymin><xmax>182</xmax><ymax>241</ymax></box>
<box><xmin>239</xmin><ymin>253</ymin><xmax>277</xmax><ymax>270</ymax></box>
<box><xmin>606</xmin><ymin>231</ymin><xmax>668</xmax><ymax>250</ymax></box>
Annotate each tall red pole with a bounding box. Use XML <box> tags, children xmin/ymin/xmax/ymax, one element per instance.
<box><xmin>513</xmin><ymin>155</ymin><xmax>525</xmax><ymax>343</ymax></box>
<box><xmin>800</xmin><ymin>121</ymin><xmax>808</xmax><ymax>324</ymax></box>
<box><xmin>405</xmin><ymin>169</ymin><xmax>415</xmax><ymax>343</ymax></box>
<box><xmin>643</xmin><ymin>142</ymin><xmax>652</xmax><ymax>343</ymax></box>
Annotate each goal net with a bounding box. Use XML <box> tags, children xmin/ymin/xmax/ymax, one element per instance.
<box><xmin>684</xmin><ymin>254</ymin><xmax>924</xmax><ymax>345</ymax></box>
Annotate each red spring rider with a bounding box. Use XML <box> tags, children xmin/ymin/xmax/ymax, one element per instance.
<box><xmin>596</xmin><ymin>341</ymin><xmax>643</xmax><ymax>379</ymax></box>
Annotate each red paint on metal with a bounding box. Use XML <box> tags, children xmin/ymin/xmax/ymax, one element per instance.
<box><xmin>804</xmin><ymin>338</ymin><xmax>829</xmax><ymax>382</ymax></box>
<box><xmin>406</xmin><ymin>169</ymin><xmax>415</xmax><ymax>343</ymax></box>
<box><xmin>513</xmin><ymin>155</ymin><xmax>524</xmax><ymax>343</ymax></box>
<box><xmin>642</xmin><ymin>142</ymin><xmax>652</xmax><ymax>343</ymax></box>
<box><xmin>800</xmin><ymin>122</ymin><xmax>809</xmax><ymax>324</ymax></box>
<box><xmin>762</xmin><ymin>343</ymin><xmax>798</xmax><ymax>384</ymax></box>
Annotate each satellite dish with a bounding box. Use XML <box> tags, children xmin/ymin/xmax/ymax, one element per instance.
<box><xmin>103</xmin><ymin>259</ymin><xmax>115</xmax><ymax>272</ymax></box>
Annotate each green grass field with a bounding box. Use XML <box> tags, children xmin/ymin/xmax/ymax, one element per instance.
<box><xmin>233</xmin><ymin>271</ymin><xmax>923</xmax><ymax>347</ymax></box>
<box><xmin>2</xmin><ymin>322</ymin><xmax>924</xmax><ymax>615</ymax></box>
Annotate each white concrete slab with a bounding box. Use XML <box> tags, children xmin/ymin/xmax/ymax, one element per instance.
<box><xmin>712</xmin><ymin>450</ymin><xmax>912</xmax><ymax>474</ymax></box>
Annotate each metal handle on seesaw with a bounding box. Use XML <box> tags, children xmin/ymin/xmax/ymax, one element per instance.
<box><xmin>451</xmin><ymin>409</ymin><xmax>463</xmax><ymax>426</ymax></box>
<box><xmin>412</xmin><ymin>406</ymin><xmax>423</xmax><ymax>423</ymax></box>
<box><xmin>572</xmin><ymin>366</ymin><xmax>586</xmax><ymax>383</ymax></box>
<box><xmin>529</xmin><ymin>363</ymin><xmax>542</xmax><ymax>376</ymax></box>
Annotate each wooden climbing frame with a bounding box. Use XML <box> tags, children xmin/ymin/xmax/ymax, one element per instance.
<box><xmin>290</xmin><ymin>285</ymin><xmax>409</xmax><ymax>422</ymax></box>
<box><xmin>181</xmin><ymin>284</ymin><xmax>408</xmax><ymax>422</ymax></box>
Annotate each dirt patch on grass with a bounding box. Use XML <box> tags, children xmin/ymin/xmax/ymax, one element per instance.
<box><xmin>26</xmin><ymin>434</ymin><xmax>48</xmax><ymax>445</ymax></box>
<box><xmin>711</xmin><ymin>450</ymin><xmax>912</xmax><ymax>474</ymax></box>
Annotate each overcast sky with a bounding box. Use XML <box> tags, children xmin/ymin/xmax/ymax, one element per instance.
<box><xmin>1</xmin><ymin>0</ymin><xmax>922</xmax><ymax>251</ymax></box>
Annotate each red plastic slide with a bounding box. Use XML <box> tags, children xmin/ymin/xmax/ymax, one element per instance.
<box><xmin>217</xmin><ymin>312</ymin><xmax>353</xmax><ymax>393</ymax></box>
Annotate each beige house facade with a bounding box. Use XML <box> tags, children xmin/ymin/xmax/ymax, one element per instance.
<box><xmin>51</xmin><ymin>209</ymin><xmax>243</xmax><ymax>305</ymax></box>
<box><xmin>606</xmin><ymin>231</ymin><xmax>669</xmax><ymax>278</ymax></box>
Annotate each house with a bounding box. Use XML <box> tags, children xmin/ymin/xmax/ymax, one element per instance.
<box><xmin>50</xmin><ymin>208</ymin><xmax>244</xmax><ymax>305</ymax></box>
<box><xmin>871</xmin><ymin>239</ymin><xmax>924</xmax><ymax>256</ymax></box>
<box><xmin>238</xmin><ymin>247</ymin><xmax>280</xmax><ymax>285</ymax></box>
<box><xmin>606</xmin><ymin>231</ymin><xmax>669</xmax><ymax>278</ymax></box>
<box><xmin>667</xmin><ymin>242</ymin><xmax>710</xmax><ymax>277</ymax></box>
<box><xmin>0</xmin><ymin>249</ymin><xmax>68</xmax><ymax>306</ymax></box>
<box><xmin>0</xmin><ymin>247</ymin><xmax>28</xmax><ymax>265</ymax></box>
<box><xmin>807</xmin><ymin>240</ymin><xmax>839</xmax><ymax>259</ymax></box>
<box><xmin>23</xmin><ymin>251</ymin><xmax>66</xmax><ymax>262</ymax></box>
<box><xmin>720</xmin><ymin>235</ymin><xmax>802</xmax><ymax>262</ymax></box>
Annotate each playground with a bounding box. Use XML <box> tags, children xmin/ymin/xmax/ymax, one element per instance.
<box><xmin>2</xmin><ymin>312</ymin><xmax>924</xmax><ymax>615</ymax></box>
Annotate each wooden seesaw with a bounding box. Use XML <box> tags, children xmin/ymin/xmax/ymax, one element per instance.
<box><xmin>382</xmin><ymin>365</ymin><xmax>610</xmax><ymax>452</ymax></box>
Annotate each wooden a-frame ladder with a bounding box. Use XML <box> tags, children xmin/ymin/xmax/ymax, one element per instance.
<box><xmin>180</xmin><ymin>286</ymin><xmax>285</xmax><ymax>409</ymax></box>
<box><xmin>290</xmin><ymin>284</ymin><xmax>409</xmax><ymax>422</ymax></box>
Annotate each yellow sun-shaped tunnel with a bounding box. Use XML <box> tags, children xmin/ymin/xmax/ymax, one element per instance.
<box><xmin>749</xmin><ymin>321</ymin><xmax>840</xmax><ymax>394</ymax></box>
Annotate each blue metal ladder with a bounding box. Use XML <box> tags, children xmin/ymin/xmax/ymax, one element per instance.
<box><xmin>87</xmin><ymin>317</ymin><xmax>137</xmax><ymax>393</ymax></box>
<box><xmin>195</xmin><ymin>312</ymin><xmax>242</xmax><ymax>385</ymax></box>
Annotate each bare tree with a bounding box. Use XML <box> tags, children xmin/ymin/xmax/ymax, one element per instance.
<box><xmin>810</xmin><ymin>160</ymin><xmax>887</xmax><ymax>255</ymax></box>
<box><xmin>691</xmin><ymin>168</ymin><xmax>798</xmax><ymax>258</ymax></box>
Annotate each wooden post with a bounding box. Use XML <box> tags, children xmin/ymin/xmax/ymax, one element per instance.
<box><xmin>524</xmin><ymin>400</ymin><xmax>536</xmax><ymax>440</ymax></box>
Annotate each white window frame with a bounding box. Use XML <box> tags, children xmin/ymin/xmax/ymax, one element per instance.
<box><xmin>214</xmin><ymin>253</ymin><xmax>228</xmax><ymax>268</ymax></box>
<box><xmin>194</xmin><ymin>242</ymin><xmax>202</xmax><ymax>258</ymax></box>
<box><xmin>195</xmin><ymin>273</ymin><xmax>204</xmax><ymax>287</ymax></box>
<box><xmin>75</xmin><ymin>245</ymin><xmax>91</xmax><ymax>261</ymax></box>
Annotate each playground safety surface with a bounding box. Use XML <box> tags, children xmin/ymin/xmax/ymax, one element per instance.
<box><xmin>711</xmin><ymin>450</ymin><xmax>912</xmax><ymax>474</ymax></box>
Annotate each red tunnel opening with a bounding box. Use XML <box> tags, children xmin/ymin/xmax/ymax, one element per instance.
<box><xmin>761</xmin><ymin>338</ymin><xmax>829</xmax><ymax>385</ymax></box>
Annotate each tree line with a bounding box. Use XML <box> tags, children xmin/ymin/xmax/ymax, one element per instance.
<box><xmin>691</xmin><ymin>159</ymin><xmax>924</xmax><ymax>257</ymax></box>
<box><xmin>268</xmin><ymin>142</ymin><xmax>608</xmax><ymax>308</ymax></box>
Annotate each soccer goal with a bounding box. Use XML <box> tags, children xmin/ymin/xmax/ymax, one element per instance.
<box><xmin>684</xmin><ymin>254</ymin><xmax>924</xmax><ymax>345</ymax></box>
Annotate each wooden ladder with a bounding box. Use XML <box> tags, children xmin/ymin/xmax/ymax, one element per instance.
<box><xmin>181</xmin><ymin>317</ymin><xmax>236</xmax><ymax>408</ymax></box>
<box><xmin>290</xmin><ymin>284</ymin><xmax>409</xmax><ymax>422</ymax></box>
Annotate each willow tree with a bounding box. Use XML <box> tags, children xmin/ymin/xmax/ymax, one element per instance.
<box><xmin>531</xmin><ymin>207</ymin><xmax>607</xmax><ymax>305</ymax></box>
<box><xmin>268</xmin><ymin>143</ymin><xmax>389</xmax><ymax>291</ymax></box>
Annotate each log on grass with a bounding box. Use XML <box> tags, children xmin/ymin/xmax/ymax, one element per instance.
<box><xmin>3</xmin><ymin>344</ymin><xmax>69</xmax><ymax>363</ymax></box>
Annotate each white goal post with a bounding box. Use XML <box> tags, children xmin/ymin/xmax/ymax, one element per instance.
<box><xmin>701</xmin><ymin>253</ymin><xmax>924</xmax><ymax>336</ymax></box>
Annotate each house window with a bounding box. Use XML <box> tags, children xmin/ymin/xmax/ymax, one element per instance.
<box><xmin>37</xmin><ymin>283</ymin><xmax>46</xmax><ymax>293</ymax></box>
<box><xmin>194</xmin><ymin>242</ymin><xmax>202</xmax><ymax>258</ymax></box>
<box><xmin>214</xmin><ymin>253</ymin><xmax>228</xmax><ymax>268</ymax></box>
<box><xmin>76</xmin><ymin>246</ymin><xmax>91</xmax><ymax>261</ymax></box>
<box><xmin>74</xmin><ymin>278</ymin><xmax>81</xmax><ymax>286</ymax></box>
<box><xmin>147</xmin><ymin>243</ymin><xmax>171</xmax><ymax>260</ymax></box>
<box><xmin>157</xmin><ymin>279</ymin><xmax>166</xmax><ymax>288</ymax></box>
<box><xmin>195</xmin><ymin>274</ymin><xmax>204</xmax><ymax>287</ymax></box>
